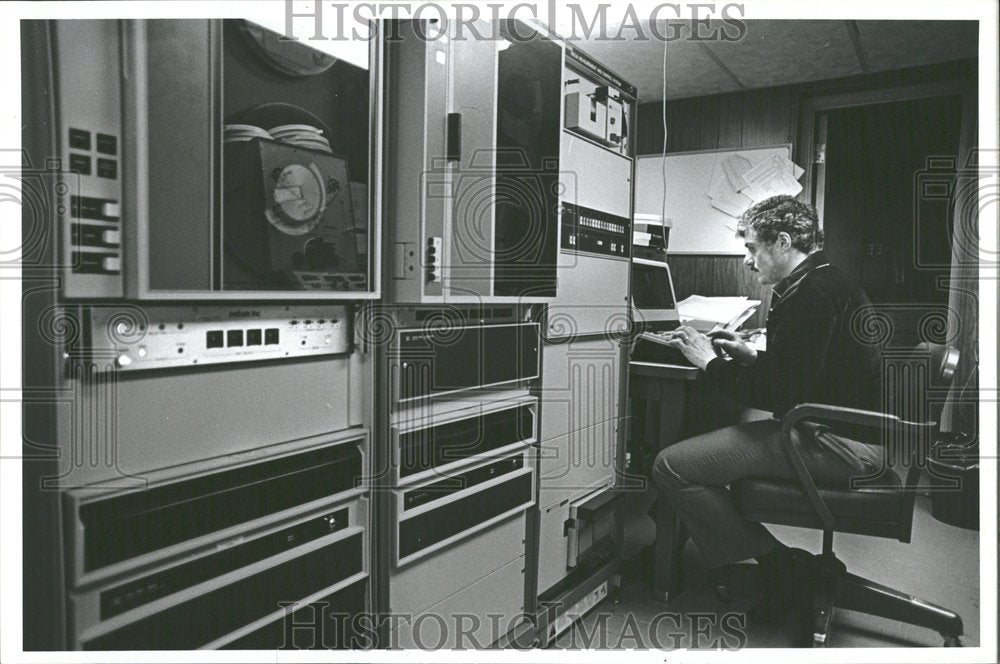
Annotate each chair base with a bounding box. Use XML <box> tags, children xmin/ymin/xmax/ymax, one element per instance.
<box><xmin>823</xmin><ymin>553</ymin><xmax>964</xmax><ymax>647</ymax></box>
<box><xmin>717</xmin><ymin>554</ymin><xmax>964</xmax><ymax>647</ymax></box>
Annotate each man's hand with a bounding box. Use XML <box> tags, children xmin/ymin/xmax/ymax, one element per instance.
<box><xmin>708</xmin><ymin>329</ymin><xmax>758</xmax><ymax>366</ymax></box>
<box><xmin>663</xmin><ymin>326</ymin><xmax>718</xmax><ymax>370</ymax></box>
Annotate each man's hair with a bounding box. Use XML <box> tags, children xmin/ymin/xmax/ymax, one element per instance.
<box><xmin>736</xmin><ymin>195</ymin><xmax>824</xmax><ymax>252</ymax></box>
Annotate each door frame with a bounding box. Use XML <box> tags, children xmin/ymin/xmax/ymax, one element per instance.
<box><xmin>796</xmin><ymin>78</ymin><xmax>976</xmax><ymax>227</ymax></box>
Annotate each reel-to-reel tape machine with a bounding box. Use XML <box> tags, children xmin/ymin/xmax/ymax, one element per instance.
<box><xmin>222</xmin><ymin>125</ymin><xmax>367</xmax><ymax>291</ymax></box>
<box><xmin>35</xmin><ymin>17</ymin><xmax>377</xmax><ymax>299</ymax></box>
<box><xmin>220</xmin><ymin>18</ymin><xmax>372</xmax><ymax>292</ymax></box>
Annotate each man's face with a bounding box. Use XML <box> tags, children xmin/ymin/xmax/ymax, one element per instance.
<box><xmin>742</xmin><ymin>229</ymin><xmax>785</xmax><ymax>286</ymax></box>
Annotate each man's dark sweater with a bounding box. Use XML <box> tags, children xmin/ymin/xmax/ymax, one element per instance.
<box><xmin>705</xmin><ymin>251</ymin><xmax>883</xmax><ymax>417</ymax></box>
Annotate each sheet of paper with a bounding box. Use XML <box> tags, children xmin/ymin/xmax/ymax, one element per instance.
<box><xmin>740</xmin><ymin>182</ymin><xmax>770</xmax><ymax>202</ymax></box>
<box><xmin>739</xmin><ymin>153</ymin><xmax>804</xmax><ymax>188</ymax></box>
<box><xmin>726</xmin><ymin>306</ymin><xmax>758</xmax><ymax>330</ymax></box>
<box><xmin>779</xmin><ymin>171</ymin><xmax>804</xmax><ymax>197</ymax></box>
<box><xmin>721</xmin><ymin>154</ymin><xmax>753</xmax><ymax>192</ymax></box>
<box><xmin>677</xmin><ymin>295</ymin><xmax>761</xmax><ymax>326</ymax></box>
<box><xmin>710</xmin><ymin>196</ymin><xmax>748</xmax><ymax>218</ymax></box>
<box><xmin>741</xmin><ymin>156</ymin><xmax>803</xmax><ymax>200</ymax></box>
<box><xmin>740</xmin><ymin>154</ymin><xmax>784</xmax><ymax>188</ymax></box>
<box><xmin>709</xmin><ymin>187</ymin><xmax>753</xmax><ymax>218</ymax></box>
<box><xmin>707</xmin><ymin>161</ymin><xmax>727</xmax><ymax>199</ymax></box>
<box><xmin>706</xmin><ymin>152</ymin><xmax>806</xmax><ymax>219</ymax></box>
<box><xmin>746</xmin><ymin>174</ymin><xmax>803</xmax><ymax>199</ymax></box>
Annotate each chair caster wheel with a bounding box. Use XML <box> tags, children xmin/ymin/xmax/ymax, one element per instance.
<box><xmin>943</xmin><ymin>635</ymin><xmax>962</xmax><ymax>647</ymax></box>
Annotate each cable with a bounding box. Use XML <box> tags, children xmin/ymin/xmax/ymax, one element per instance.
<box><xmin>955</xmin><ymin>350</ymin><xmax>979</xmax><ymax>402</ymax></box>
<box><xmin>660</xmin><ymin>35</ymin><xmax>670</xmax><ymax>250</ymax></box>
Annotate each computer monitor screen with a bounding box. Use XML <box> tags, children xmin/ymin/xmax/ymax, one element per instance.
<box><xmin>630</xmin><ymin>258</ymin><xmax>679</xmax><ymax>325</ymax></box>
<box><xmin>632</xmin><ymin>259</ymin><xmax>676</xmax><ymax>308</ymax></box>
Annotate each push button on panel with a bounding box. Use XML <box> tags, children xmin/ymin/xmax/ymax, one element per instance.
<box><xmin>97</xmin><ymin>158</ymin><xmax>117</xmax><ymax>179</ymax></box>
<box><xmin>206</xmin><ymin>331</ymin><xmax>224</xmax><ymax>349</ymax></box>
<box><xmin>70</xmin><ymin>197</ymin><xmax>120</xmax><ymax>222</ymax></box>
<box><xmin>73</xmin><ymin>251</ymin><xmax>119</xmax><ymax>274</ymax></box>
<box><xmin>71</xmin><ymin>224</ymin><xmax>120</xmax><ymax>248</ymax></box>
<box><xmin>102</xmin><ymin>202</ymin><xmax>121</xmax><ymax>219</ymax></box>
<box><xmin>96</xmin><ymin>133</ymin><xmax>117</xmax><ymax>155</ymax></box>
<box><xmin>69</xmin><ymin>128</ymin><xmax>91</xmax><ymax>150</ymax></box>
<box><xmin>69</xmin><ymin>153</ymin><xmax>91</xmax><ymax>175</ymax></box>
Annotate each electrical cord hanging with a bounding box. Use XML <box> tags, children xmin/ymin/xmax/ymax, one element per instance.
<box><xmin>660</xmin><ymin>34</ymin><xmax>669</xmax><ymax>245</ymax></box>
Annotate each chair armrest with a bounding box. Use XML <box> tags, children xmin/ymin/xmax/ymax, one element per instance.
<box><xmin>780</xmin><ymin>403</ymin><xmax>936</xmax><ymax>440</ymax></box>
<box><xmin>774</xmin><ymin>404</ymin><xmax>936</xmax><ymax>530</ymax></box>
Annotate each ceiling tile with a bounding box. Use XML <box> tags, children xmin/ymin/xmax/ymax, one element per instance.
<box><xmin>570</xmin><ymin>21</ymin><xmax>743</xmax><ymax>103</ymax></box>
<box><xmin>562</xmin><ymin>19</ymin><xmax>978</xmax><ymax>103</ymax></box>
<box><xmin>706</xmin><ymin>20</ymin><xmax>863</xmax><ymax>89</ymax></box>
<box><xmin>855</xmin><ymin>21</ymin><xmax>978</xmax><ymax>72</ymax></box>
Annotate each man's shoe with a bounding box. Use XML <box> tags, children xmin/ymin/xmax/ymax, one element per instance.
<box><xmin>747</xmin><ymin>548</ymin><xmax>817</xmax><ymax>628</ymax></box>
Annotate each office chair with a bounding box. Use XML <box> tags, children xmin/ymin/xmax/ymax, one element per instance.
<box><xmin>729</xmin><ymin>342</ymin><xmax>965</xmax><ymax>646</ymax></box>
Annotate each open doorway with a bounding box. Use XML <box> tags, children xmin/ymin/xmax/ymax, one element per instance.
<box><xmin>814</xmin><ymin>93</ymin><xmax>965</xmax><ymax>350</ymax></box>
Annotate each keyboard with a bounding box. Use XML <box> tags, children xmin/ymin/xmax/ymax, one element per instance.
<box><xmin>640</xmin><ymin>320</ymin><xmax>681</xmax><ymax>333</ymax></box>
<box><xmin>630</xmin><ymin>332</ymin><xmax>696</xmax><ymax>367</ymax></box>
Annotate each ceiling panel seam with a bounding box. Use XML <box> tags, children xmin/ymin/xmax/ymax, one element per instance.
<box><xmin>697</xmin><ymin>42</ymin><xmax>746</xmax><ymax>90</ymax></box>
<box><xmin>845</xmin><ymin>20</ymin><xmax>871</xmax><ymax>73</ymax></box>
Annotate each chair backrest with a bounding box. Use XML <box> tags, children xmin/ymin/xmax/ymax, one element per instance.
<box><xmin>882</xmin><ymin>342</ymin><xmax>960</xmax><ymax>433</ymax></box>
<box><xmin>881</xmin><ymin>343</ymin><xmax>960</xmax><ymax>539</ymax></box>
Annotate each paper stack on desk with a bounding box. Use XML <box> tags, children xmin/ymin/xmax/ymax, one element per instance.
<box><xmin>676</xmin><ymin>295</ymin><xmax>760</xmax><ymax>332</ymax></box>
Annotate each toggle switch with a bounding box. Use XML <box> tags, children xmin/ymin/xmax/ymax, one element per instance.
<box><xmin>101</xmin><ymin>202</ymin><xmax>121</xmax><ymax>219</ymax></box>
<box><xmin>426</xmin><ymin>236</ymin><xmax>443</xmax><ymax>283</ymax></box>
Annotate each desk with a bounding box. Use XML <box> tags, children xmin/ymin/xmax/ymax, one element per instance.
<box><xmin>629</xmin><ymin>361</ymin><xmax>700</xmax><ymax>461</ymax></box>
<box><xmin>629</xmin><ymin>359</ymin><xmax>749</xmax><ymax>602</ymax></box>
<box><xmin>629</xmin><ymin>361</ymin><xmax>698</xmax><ymax>602</ymax></box>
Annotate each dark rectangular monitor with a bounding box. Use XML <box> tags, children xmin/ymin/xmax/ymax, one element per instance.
<box><xmin>630</xmin><ymin>258</ymin><xmax>679</xmax><ymax>325</ymax></box>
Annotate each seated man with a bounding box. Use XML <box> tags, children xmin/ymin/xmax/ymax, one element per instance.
<box><xmin>653</xmin><ymin>195</ymin><xmax>884</xmax><ymax>631</ymax></box>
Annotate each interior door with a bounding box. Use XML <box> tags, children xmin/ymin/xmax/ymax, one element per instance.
<box><xmin>818</xmin><ymin>94</ymin><xmax>963</xmax><ymax>349</ymax></box>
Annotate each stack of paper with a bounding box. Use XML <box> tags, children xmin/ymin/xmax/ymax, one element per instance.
<box><xmin>677</xmin><ymin>294</ymin><xmax>760</xmax><ymax>332</ymax></box>
<box><xmin>707</xmin><ymin>153</ymin><xmax>805</xmax><ymax>218</ymax></box>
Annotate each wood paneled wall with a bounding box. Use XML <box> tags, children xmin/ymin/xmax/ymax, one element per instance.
<box><xmin>636</xmin><ymin>86</ymin><xmax>797</xmax><ymax>155</ymax></box>
<box><xmin>667</xmin><ymin>254</ymin><xmax>770</xmax><ymax>328</ymax></box>
<box><xmin>637</xmin><ymin>87</ymin><xmax>797</xmax><ymax>325</ymax></box>
<box><xmin>634</xmin><ymin>61</ymin><xmax>977</xmax><ymax>329</ymax></box>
